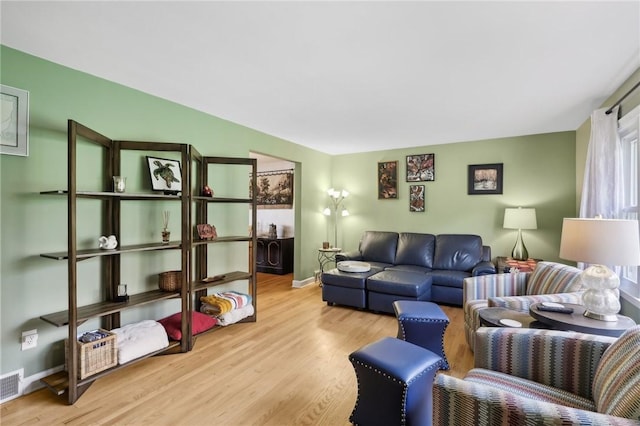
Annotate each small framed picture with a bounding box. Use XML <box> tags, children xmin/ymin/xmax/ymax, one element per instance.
<box><xmin>468</xmin><ymin>163</ymin><xmax>503</xmax><ymax>195</ymax></box>
<box><xmin>406</xmin><ymin>154</ymin><xmax>434</xmax><ymax>182</ymax></box>
<box><xmin>409</xmin><ymin>185</ymin><xmax>425</xmax><ymax>212</ymax></box>
<box><xmin>378</xmin><ymin>161</ymin><xmax>398</xmax><ymax>199</ymax></box>
<box><xmin>147</xmin><ymin>156</ymin><xmax>182</xmax><ymax>194</ymax></box>
<box><xmin>1</xmin><ymin>84</ymin><xmax>29</xmax><ymax>157</ymax></box>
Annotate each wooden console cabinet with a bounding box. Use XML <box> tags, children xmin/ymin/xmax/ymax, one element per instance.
<box><xmin>256</xmin><ymin>238</ymin><xmax>294</xmax><ymax>275</ymax></box>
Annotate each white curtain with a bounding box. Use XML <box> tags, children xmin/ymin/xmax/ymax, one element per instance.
<box><xmin>580</xmin><ymin>106</ymin><xmax>624</xmax><ymax>219</ymax></box>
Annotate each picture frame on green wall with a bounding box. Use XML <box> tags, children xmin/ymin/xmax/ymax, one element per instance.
<box><xmin>468</xmin><ymin>163</ymin><xmax>503</xmax><ymax>195</ymax></box>
<box><xmin>378</xmin><ymin>161</ymin><xmax>398</xmax><ymax>199</ymax></box>
<box><xmin>406</xmin><ymin>153</ymin><xmax>434</xmax><ymax>181</ymax></box>
<box><xmin>0</xmin><ymin>84</ymin><xmax>29</xmax><ymax>157</ymax></box>
<box><xmin>409</xmin><ymin>185</ymin><xmax>425</xmax><ymax>212</ymax></box>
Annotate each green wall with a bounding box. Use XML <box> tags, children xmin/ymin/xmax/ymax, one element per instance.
<box><xmin>0</xmin><ymin>46</ymin><xmax>331</xmax><ymax>378</ymax></box>
<box><xmin>2</xmin><ymin>44</ymin><xmax>635</xmax><ymax>383</ymax></box>
<box><xmin>330</xmin><ymin>133</ymin><xmax>577</xmax><ymax>263</ymax></box>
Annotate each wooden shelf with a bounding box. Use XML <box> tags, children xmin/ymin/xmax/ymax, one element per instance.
<box><xmin>191</xmin><ymin>236</ymin><xmax>252</xmax><ymax>247</ymax></box>
<box><xmin>40</xmin><ymin>289</ymin><xmax>180</xmax><ymax>327</ymax></box>
<box><xmin>40</xmin><ymin>242</ymin><xmax>181</xmax><ymax>260</ymax></box>
<box><xmin>40</xmin><ymin>341</ymin><xmax>181</xmax><ymax>396</ymax></box>
<box><xmin>192</xmin><ymin>195</ymin><xmax>253</xmax><ymax>203</ymax></box>
<box><xmin>192</xmin><ymin>271</ymin><xmax>251</xmax><ymax>292</ymax></box>
<box><xmin>41</xmin><ymin>190</ymin><xmax>182</xmax><ymax>200</ymax></box>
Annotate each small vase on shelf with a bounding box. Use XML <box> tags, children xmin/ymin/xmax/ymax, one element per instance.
<box><xmin>162</xmin><ymin>211</ymin><xmax>170</xmax><ymax>244</ymax></box>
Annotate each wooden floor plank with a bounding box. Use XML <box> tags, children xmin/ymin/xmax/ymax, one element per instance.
<box><xmin>0</xmin><ymin>273</ymin><xmax>473</xmax><ymax>425</ymax></box>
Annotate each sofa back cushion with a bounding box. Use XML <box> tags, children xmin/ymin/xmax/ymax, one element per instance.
<box><xmin>395</xmin><ymin>233</ymin><xmax>435</xmax><ymax>268</ymax></box>
<box><xmin>359</xmin><ymin>231</ymin><xmax>398</xmax><ymax>265</ymax></box>
<box><xmin>433</xmin><ymin>234</ymin><xmax>482</xmax><ymax>272</ymax></box>
<box><xmin>593</xmin><ymin>325</ymin><xmax>640</xmax><ymax>419</ymax></box>
<box><xmin>525</xmin><ymin>262</ymin><xmax>582</xmax><ymax>296</ymax></box>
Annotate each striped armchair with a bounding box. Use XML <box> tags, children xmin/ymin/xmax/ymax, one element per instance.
<box><xmin>463</xmin><ymin>261</ymin><xmax>584</xmax><ymax>351</ymax></box>
<box><xmin>433</xmin><ymin>326</ymin><xmax>640</xmax><ymax>425</ymax></box>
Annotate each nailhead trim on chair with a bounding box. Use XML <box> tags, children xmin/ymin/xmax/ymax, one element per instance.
<box><xmin>349</xmin><ymin>357</ymin><xmax>441</xmax><ymax>425</ymax></box>
<box><xmin>397</xmin><ymin>317</ymin><xmax>449</xmax><ymax>370</ymax></box>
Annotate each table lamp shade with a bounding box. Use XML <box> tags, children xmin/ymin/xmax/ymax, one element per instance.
<box><xmin>559</xmin><ymin>218</ymin><xmax>640</xmax><ymax>266</ymax></box>
<box><xmin>503</xmin><ymin>208</ymin><xmax>538</xmax><ymax>230</ymax></box>
<box><xmin>560</xmin><ymin>218</ymin><xmax>640</xmax><ymax>321</ymax></box>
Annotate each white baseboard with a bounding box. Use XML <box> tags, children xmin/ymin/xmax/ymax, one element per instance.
<box><xmin>22</xmin><ymin>365</ymin><xmax>64</xmax><ymax>396</ymax></box>
<box><xmin>292</xmin><ymin>276</ymin><xmax>317</xmax><ymax>288</ymax></box>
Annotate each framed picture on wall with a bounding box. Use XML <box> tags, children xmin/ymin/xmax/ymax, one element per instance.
<box><xmin>1</xmin><ymin>84</ymin><xmax>29</xmax><ymax>157</ymax></box>
<box><xmin>409</xmin><ymin>185</ymin><xmax>425</xmax><ymax>212</ymax></box>
<box><xmin>406</xmin><ymin>154</ymin><xmax>435</xmax><ymax>181</ymax></box>
<box><xmin>147</xmin><ymin>156</ymin><xmax>182</xmax><ymax>194</ymax></box>
<box><xmin>468</xmin><ymin>163</ymin><xmax>503</xmax><ymax>195</ymax></box>
<box><xmin>254</xmin><ymin>169</ymin><xmax>294</xmax><ymax>209</ymax></box>
<box><xmin>378</xmin><ymin>161</ymin><xmax>398</xmax><ymax>199</ymax></box>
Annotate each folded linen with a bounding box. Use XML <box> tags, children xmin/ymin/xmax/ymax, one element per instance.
<box><xmin>200</xmin><ymin>291</ymin><xmax>252</xmax><ymax>315</ymax></box>
<box><xmin>111</xmin><ymin>320</ymin><xmax>169</xmax><ymax>364</ymax></box>
<box><xmin>215</xmin><ymin>304</ymin><xmax>255</xmax><ymax>326</ymax></box>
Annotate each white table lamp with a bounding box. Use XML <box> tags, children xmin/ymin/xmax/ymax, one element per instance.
<box><xmin>560</xmin><ymin>218</ymin><xmax>640</xmax><ymax>321</ymax></box>
<box><xmin>503</xmin><ymin>207</ymin><xmax>537</xmax><ymax>260</ymax></box>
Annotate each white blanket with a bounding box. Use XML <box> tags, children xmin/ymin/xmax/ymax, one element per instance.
<box><xmin>111</xmin><ymin>320</ymin><xmax>169</xmax><ymax>364</ymax></box>
<box><xmin>216</xmin><ymin>304</ymin><xmax>255</xmax><ymax>326</ymax></box>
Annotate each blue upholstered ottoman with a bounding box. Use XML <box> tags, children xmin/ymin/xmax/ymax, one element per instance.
<box><xmin>366</xmin><ymin>270</ymin><xmax>432</xmax><ymax>314</ymax></box>
<box><xmin>393</xmin><ymin>300</ymin><xmax>450</xmax><ymax>370</ymax></box>
<box><xmin>321</xmin><ymin>267</ymin><xmax>382</xmax><ymax>309</ymax></box>
<box><xmin>349</xmin><ymin>337</ymin><xmax>442</xmax><ymax>426</ymax></box>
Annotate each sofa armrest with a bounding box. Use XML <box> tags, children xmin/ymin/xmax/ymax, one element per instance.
<box><xmin>474</xmin><ymin>327</ymin><xmax>615</xmax><ymax>399</ymax></box>
<box><xmin>433</xmin><ymin>374</ymin><xmax>635</xmax><ymax>426</ymax></box>
<box><xmin>472</xmin><ymin>261</ymin><xmax>496</xmax><ymax>276</ymax></box>
<box><xmin>488</xmin><ymin>291</ymin><xmax>584</xmax><ymax>313</ymax></box>
<box><xmin>336</xmin><ymin>250</ymin><xmax>362</xmax><ymax>262</ymax></box>
<box><xmin>463</xmin><ymin>272</ymin><xmax>530</xmax><ymax>305</ymax></box>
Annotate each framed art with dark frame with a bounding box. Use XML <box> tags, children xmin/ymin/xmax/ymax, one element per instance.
<box><xmin>406</xmin><ymin>153</ymin><xmax>435</xmax><ymax>181</ymax></box>
<box><xmin>147</xmin><ymin>156</ymin><xmax>182</xmax><ymax>194</ymax></box>
<box><xmin>378</xmin><ymin>161</ymin><xmax>398</xmax><ymax>199</ymax></box>
<box><xmin>1</xmin><ymin>84</ymin><xmax>29</xmax><ymax>157</ymax></box>
<box><xmin>468</xmin><ymin>163</ymin><xmax>503</xmax><ymax>195</ymax></box>
<box><xmin>409</xmin><ymin>185</ymin><xmax>425</xmax><ymax>212</ymax></box>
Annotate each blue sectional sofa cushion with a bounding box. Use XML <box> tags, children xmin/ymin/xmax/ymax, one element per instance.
<box><xmin>359</xmin><ymin>230</ymin><xmax>398</xmax><ymax>267</ymax></box>
<box><xmin>433</xmin><ymin>234</ymin><xmax>482</xmax><ymax>271</ymax></box>
<box><xmin>394</xmin><ymin>232</ymin><xmax>435</xmax><ymax>269</ymax></box>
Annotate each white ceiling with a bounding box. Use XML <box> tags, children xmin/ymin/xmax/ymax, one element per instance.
<box><xmin>2</xmin><ymin>1</ymin><xmax>639</xmax><ymax>155</ymax></box>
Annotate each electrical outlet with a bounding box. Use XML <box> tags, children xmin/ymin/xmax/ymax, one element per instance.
<box><xmin>21</xmin><ymin>329</ymin><xmax>38</xmax><ymax>351</ymax></box>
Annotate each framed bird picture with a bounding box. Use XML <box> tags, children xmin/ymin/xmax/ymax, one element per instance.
<box><xmin>146</xmin><ymin>156</ymin><xmax>182</xmax><ymax>194</ymax></box>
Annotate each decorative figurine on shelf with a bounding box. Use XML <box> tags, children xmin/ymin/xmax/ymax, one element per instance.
<box><xmin>269</xmin><ymin>224</ymin><xmax>277</xmax><ymax>239</ymax></box>
<box><xmin>115</xmin><ymin>284</ymin><xmax>129</xmax><ymax>302</ymax></box>
<box><xmin>202</xmin><ymin>185</ymin><xmax>213</xmax><ymax>197</ymax></box>
<box><xmin>98</xmin><ymin>235</ymin><xmax>118</xmax><ymax>250</ymax></box>
<box><xmin>197</xmin><ymin>224</ymin><xmax>217</xmax><ymax>240</ymax></box>
<box><xmin>162</xmin><ymin>211</ymin><xmax>171</xmax><ymax>244</ymax></box>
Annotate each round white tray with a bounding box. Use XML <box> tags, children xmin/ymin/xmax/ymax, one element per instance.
<box><xmin>337</xmin><ymin>261</ymin><xmax>371</xmax><ymax>273</ymax></box>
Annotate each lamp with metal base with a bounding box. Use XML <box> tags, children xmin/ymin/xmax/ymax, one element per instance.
<box><xmin>503</xmin><ymin>207</ymin><xmax>537</xmax><ymax>261</ymax></box>
<box><xmin>323</xmin><ymin>188</ymin><xmax>349</xmax><ymax>248</ymax></box>
<box><xmin>560</xmin><ymin>217</ymin><xmax>640</xmax><ymax>321</ymax></box>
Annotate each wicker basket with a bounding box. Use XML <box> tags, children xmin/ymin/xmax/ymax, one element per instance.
<box><xmin>158</xmin><ymin>270</ymin><xmax>182</xmax><ymax>292</ymax></box>
<box><xmin>65</xmin><ymin>329</ymin><xmax>117</xmax><ymax>379</ymax></box>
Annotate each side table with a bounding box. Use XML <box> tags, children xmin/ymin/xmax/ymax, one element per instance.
<box><xmin>496</xmin><ymin>256</ymin><xmax>541</xmax><ymax>273</ymax></box>
<box><xmin>478</xmin><ymin>307</ymin><xmax>540</xmax><ymax>328</ymax></box>
<box><xmin>529</xmin><ymin>303</ymin><xmax>636</xmax><ymax>337</ymax></box>
<box><xmin>316</xmin><ymin>247</ymin><xmax>342</xmax><ymax>283</ymax></box>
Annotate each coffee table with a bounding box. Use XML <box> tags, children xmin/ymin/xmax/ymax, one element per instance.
<box><xmin>478</xmin><ymin>307</ymin><xmax>540</xmax><ymax>328</ymax></box>
<box><xmin>529</xmin><ymin>303</ymin><xmax>636</xmax><ymax>337</ymax></box>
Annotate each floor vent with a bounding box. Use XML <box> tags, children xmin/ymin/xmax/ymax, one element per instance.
<box><xmin>0</xmin><ymin>369</ymin><xmax>23</xmax><ymax>404</ymax></box>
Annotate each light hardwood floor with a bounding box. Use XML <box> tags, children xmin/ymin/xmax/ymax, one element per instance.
<box><xmin>0</xmin><ymin>273</ymin><xmax>473</xmax><ymax>425</ymax></box>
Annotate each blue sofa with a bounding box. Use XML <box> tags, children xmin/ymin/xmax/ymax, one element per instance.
<box><xmin>321</xmin><ymin>231</ymin><xmax>495</xmax><ymax>312</ymax></box>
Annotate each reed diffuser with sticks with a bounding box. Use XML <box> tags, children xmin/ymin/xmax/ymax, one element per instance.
<box><xmin>161</xmin><ymin>211</ymin><xmax>170</xmax><ymax>243</ymax></box>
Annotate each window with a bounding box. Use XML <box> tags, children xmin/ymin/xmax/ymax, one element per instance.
<box><xmin>618</xmin><ymin>105</ymin><xmax>640</xmax><ymax>285</ymax></box>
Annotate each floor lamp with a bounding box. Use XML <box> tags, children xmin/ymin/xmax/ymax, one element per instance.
<box><xmin>323</xmin><ymin>188</ymin><xmax>349</xmax><ymax>248</ymax></box>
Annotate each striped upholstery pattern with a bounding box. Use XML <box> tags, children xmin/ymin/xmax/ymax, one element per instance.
<box><xmin>433</xmin><ymin>327</ymin><xmax>640</xmax><ymax>425</ymax></box>
<box><xmin>593</xmin><ymin>325</ymin><xmax>640</xmax><ymax>419</ymax></box>
<box><xmin>474</xmin><ymin>327</ymin><xmax>614</xmax><ymax>399</ymax></box>
<box><xmin>433</xmin><ymin>374</ymin><xmax>640</xmax><ymax>425</ymax></box>
<box><xmin>462</xmin><ymin>262</ymin><xmax>583</xmax><ymax>351</ymax></box>
<box><xmin>525</xmin><ymin>261</ymin><xmax>583</xmax><ymax>295</ymax></box>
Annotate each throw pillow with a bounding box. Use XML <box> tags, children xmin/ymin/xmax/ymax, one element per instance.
<box><xmin>158</xmin><ymin>311</ymin><xmax>216</xmax><ymax>340</ymax></box>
